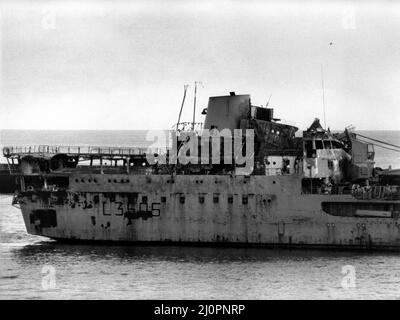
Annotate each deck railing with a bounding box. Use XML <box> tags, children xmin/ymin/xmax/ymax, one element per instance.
<box><xmin>3</xmin><ymin>145</ymin><xmax>167</xmax><ymax>158</ymax></box>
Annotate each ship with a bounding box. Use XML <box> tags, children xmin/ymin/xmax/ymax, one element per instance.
<box><xmin>3</xmin><ymin>91</ymin><xmax>400</xmax><ymax>249</ymax></box>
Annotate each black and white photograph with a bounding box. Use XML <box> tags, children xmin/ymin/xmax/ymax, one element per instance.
<box><xmin>1</xmin><ymin>0</ymin><xmax>400</xmax><ymax>305</ymax></box>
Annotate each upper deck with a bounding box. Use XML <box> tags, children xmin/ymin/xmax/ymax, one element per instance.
<box><xmin>3</xmin><ymin>145</ymin><xmax>165</xmax><ymax>159</ymax></box>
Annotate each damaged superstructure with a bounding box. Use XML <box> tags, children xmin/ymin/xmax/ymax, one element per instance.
<box><xmin>3</xmin><ymin>91</ymin><xmax>400</xmax><ymax>249</ymax></box>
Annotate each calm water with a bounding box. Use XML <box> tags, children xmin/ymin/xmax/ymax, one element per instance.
<box><xmin>0</xmin><ymin>130</ymin><xmax>400</xmax><ymax>299</ymax></box>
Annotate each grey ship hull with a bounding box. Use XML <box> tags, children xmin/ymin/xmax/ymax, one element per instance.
<box><xmin>19</xmin><ymin>173</ymin><xmax>400</xmax><ymax>249</ymax></box>
<box><xmin>7</xmin><ymin>93</ymin><xmax>400</xmax><ymax>249</ymax></box>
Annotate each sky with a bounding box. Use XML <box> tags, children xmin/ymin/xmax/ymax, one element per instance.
<box><xmin>0</xmin><ymin>0</ymin><xmax>400</xmax><ymax>130</ymax></box>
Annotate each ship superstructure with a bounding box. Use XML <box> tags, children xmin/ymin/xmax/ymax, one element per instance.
<box><xmin>3</xmin><ymin>92</ymin><xmax>400</xmax><ymax>249</ymax></box>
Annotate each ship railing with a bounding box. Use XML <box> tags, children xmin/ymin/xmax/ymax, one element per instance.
<box><xmin>351</xmin><ymin>185</ymin><xmax>400</xmax><ymax>200</ymax></box>
<box><xmin>173</xmin><ymin>122</ymin><xmax>203</xmax><ymax>133</ymax></box>
<box><xmin>3</xmin><ymin>145</ymin><xmax>167</xmax><ymax>158</ymax></box>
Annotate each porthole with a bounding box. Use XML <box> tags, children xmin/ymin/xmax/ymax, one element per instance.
<box><xmin>88</xmin><ymin>179</ymin><xmax>92</xmax><ymax>183</ymax></box>
<box><xmin>81</xmin><ymin>179</ymin><xmax>85</xmax><ymax>183</ymax></box>
<box><xmin>180</xmin><ymin>196</ymin><xmax>185</xmax><ymax>204</ymax></box>
<box><xmin>94</xmin><ymin>179</ymin><xmax>98</xmax><ymax>183</ymax></box>
<box><xmin>75</xmin><ymin>179</ymin><xmax>79</xmax><ymax>183</ymax></box>
<box><xmin>142</xmin><ymin>196</ymin><xmax>148</xmax><ymax>203</ymax></box>
<box><xmin>108</xmin><ymin>179</ymin><xmax>111</xmax><ymax>183</ymax></box>
<box><xmin>273</xmin><ymin>181</ymin><xmax>276</xmax><ymax>184</ymax></box>
<box><xmin>228</xmin><ymin>196</ymin><xmax>233</xmax><ymax>204</ymax></box>
<box><xmin>273</xmin><ymin>161</ymin><xmax>276</xmax><ymax>165</ymax></box>
<box><xmin>199</xmin><ymin>196</ymin><xmax>205</xmax><ymax>204</ymax></box>
<box><xmin>213</xmin><ymin>195</ymin><xmax>219</xmax><ymax>203</ymax></box>
<box><xmin>113</xmin><ymin>179</ymin><xmax>117</xmax><ymax>183</ymax></box>
<box><xmin>242</xmin><ymin>196</ymin><xmax>248</xmax><ymax>204</ymax></box>
<box><xmin>161</xmin><ymin>196</ymin><xmax>167</xmax><ymax>203</ymax></box>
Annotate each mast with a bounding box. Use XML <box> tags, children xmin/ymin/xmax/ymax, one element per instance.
<box><xmin>266</xmin><ymin>94</ymin><xmax>272</xmax><ymax>107</ymax></box>
<box><xmin>177</xmin><ymin>84</ymin><xmax>189</xmax><ymax>127</ymax></box>
<box><xmin>192</xmin><ymin>81</ymin><xmax>200</xmax><ymax>131</ymax></box>
<box><xmin>321</xmin><ymin>64</ymin><xmax>327</xmax><ymax>130</ymax></box>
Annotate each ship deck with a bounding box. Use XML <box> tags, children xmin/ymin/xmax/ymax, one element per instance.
<box><xmin>3</xmin><ymin>145</ymin><xmax>165</xmax><ymax>159</ymax></box>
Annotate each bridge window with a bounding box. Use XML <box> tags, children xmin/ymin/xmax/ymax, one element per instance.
<box><xmin>323</xmin><ymin>140</ymin><xmax>332</xmax><ymax>149</ymax></box>
<box><xmin>305</xmin><ymin>141</ymin><xmax>316</xmax><ymax>158</ymax></box>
